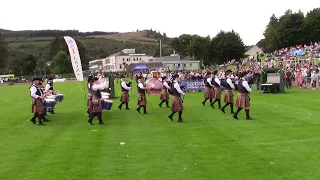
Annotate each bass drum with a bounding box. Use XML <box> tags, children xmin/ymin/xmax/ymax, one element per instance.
<box><xmin>146</xmin><ymin>78</ymin><xmax>163</xmax><ymax>96</ymax></box>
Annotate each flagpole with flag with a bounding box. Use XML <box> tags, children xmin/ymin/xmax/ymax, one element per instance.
<box><xmin>64</xmin><ymin>36</ymin><xmax>86</xmax><ymax>99</ymax></box>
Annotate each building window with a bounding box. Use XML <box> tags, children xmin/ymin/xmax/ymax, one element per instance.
<box><xmin>120</xmin><ymin>64</ymin><xmax>122</xmax><ymax>69</ymax></box>
<box><xmin>140</xmin><ymin>58</ymin><xmax>141</xmax><ymax>60</ymax></box>
<box><xmin>189</xmin><ymin>63</ymin><xmax>192</xmax><ymax>67</ymax></box>
<box><xmin>123</xmin><ymin>58</ymin><xmax>125</xmax><ymax>61</ymax></box>
<box><xmin>127</xmin><ymin>58</ymin><xmax>129</xmax><ymax>61</ymax></box>
<box><xmin>133</xmin><ymin>58</ymin><xmax>136</xmax><ymax>61</ymax></box>
<box><xmin>183</xmin><ymin>64</ymin><xmax>186</xmax><ymax>67</ymax></box>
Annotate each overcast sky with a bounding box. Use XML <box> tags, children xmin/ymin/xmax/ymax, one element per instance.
<box><xmin>1</xmin><ymin>0</ymin><xmax>319</xmax><ymax>45</ymax></box>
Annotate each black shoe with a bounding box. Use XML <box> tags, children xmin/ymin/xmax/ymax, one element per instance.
<box><xmin>144</xmin><ymin>112</ymin><xmax>148</xmax><ymax>114</ymax></box>
<box><xmin>88</xmin><ymin>120</ymin><xmax>93</xmax><ymax>125</ymax></box>
<box><xmin>125</xmin><ymin>108</ymin><xmax>130</xmax><ymax>110</ymax></box>
<box><xmin>210</xmin><ymin>103</ymin><xmax>214</xmax><ymax>108</ymax></box>
<box><xmin>168</xmin><ymin>115</ymin><xmax>173</xmax><ymax>121</ymax></box>
<box><xmin>246</xmin><ymin>117</ymin><xmax>253</xmax><ymax>120</ymax></box>
<box><xmin>202</xmin><ymin>102</ymin><xmax>205</xmax><ymax>106</ymax></box>
<box><xmin>233</xmin><ymin>114</ymin><xmax>239</xmax><ymax>120</ymax></box>
<box><xmin>30</xmin><ymin>118</ymin><xmax>36</xmax><ymax>125</ymax></box>
<box><xmin>221</xmin><ymin>108</ymin><xmax>225</xmax><ymax>113</ymax></box>
<box><xmin>159</xmin><ymin>104</ymin><xmax>162</xmax><ymax>107</ymax></box>
<box><xmin>136</xmin><ymin>108</ymin><xmax>140</xmax><ymax>113</ymax></box>
<box><xmin>99</xmin><ymin>122</ymin><xmax>105</xmax><ymax>125</ymax></box>
<box><xmin>231</xmin><ymin>111</ymin><xmax>235</xmax><ymax>114</ymax></box>
<box><xmin>38</xmin><ymin>122</ymin><xmax>45</xmax><ymax>125</ymax></box>
<box><xmin>43</xmin><ymin>119</ymin><xmax>50</xmax><ymax>122</ymax></box>
<box><xmin>178</xmin><ymin>119</ymin><xmax>184</xmax><ymax>122</ymax></box>
<box><xmin>118</xmin><ymin>106</ymin><xmax>122</xmax><ymax>110</ymax></box>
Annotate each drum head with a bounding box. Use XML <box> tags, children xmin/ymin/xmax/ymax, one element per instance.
<box><xmin>105</xmin><ymin>100</ymin><xmax>113</xmax><ymax>103</ymax></box>
<box><xmin>45</xmin><ymin>99</ymin><xmax>55</xmax><ymax>102</ymax></box>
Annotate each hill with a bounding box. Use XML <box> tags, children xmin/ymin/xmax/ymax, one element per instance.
<box><xmin>1</xmin><ymin>29</ymin><xmax>173</xmax><ymax>73</ymax></box>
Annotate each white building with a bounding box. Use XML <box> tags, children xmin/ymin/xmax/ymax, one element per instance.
<box><xmin>89</xmin><ymin>50</ymin><xmax>150</xmax><ymax>72</ymax></box>
<box><xmin>245</xmin><ymin>45</ymin><xmax>264</xmax><ymax>58</ymax></box>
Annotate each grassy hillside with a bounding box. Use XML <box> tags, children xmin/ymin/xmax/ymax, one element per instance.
<box><xmin>4</xmin><ymin>33</ymin><xmax>173</xmax><ymax>67</ymax></box>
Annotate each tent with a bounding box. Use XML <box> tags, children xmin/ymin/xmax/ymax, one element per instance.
<box><xmin>133</xmin><ymin>65</ymin><xmax>149</xmax><ymax>72</ymax></box>
<box><xmin>292</xmin><ymin>49</ymin><xmax>305</xmax><ymax>56</ymax></box>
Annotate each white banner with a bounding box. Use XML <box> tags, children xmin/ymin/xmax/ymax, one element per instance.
<box><xmin>64</xmin><ymin>36</ymin><xmax>84</xmax><ymax>81</ymax></box>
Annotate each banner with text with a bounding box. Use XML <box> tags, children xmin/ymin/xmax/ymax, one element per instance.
<box><xmin>64</xmin><ymin>36</ymin><xmax>84</xmax><ymax>81</ymax></box>
<box><xmin>180</xmin><ymin>79</ymin><xmax>205</xmax><ymax>91</ymax></box>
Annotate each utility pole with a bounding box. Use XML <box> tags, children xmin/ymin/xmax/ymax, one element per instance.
<box><xmin>159</xmin><ymin>40</ymin><xmax>162</xmax><ymax>57</ymax></box>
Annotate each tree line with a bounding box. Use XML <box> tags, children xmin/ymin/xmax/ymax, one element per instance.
<box><xmin>257</xmin><ymin>8</ymin><xmax>320</xmax><ymax>52</ymax></box>
<box><xmin>0</xmin><ymin>29</ymin><xmax>118</xmax><ymax>38</ymax></box>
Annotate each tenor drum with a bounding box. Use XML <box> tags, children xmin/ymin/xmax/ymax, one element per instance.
<box><xmin>102</xmin><ymin>99</ymin><xmax>113</xmax><ymax>110</ymax></box>
<box><xmin>146</xmin><ymin>78</ymin><xmax>163</xmax><ymax>95</ymax></box>
<box><xmin>45</xmin><ymin>99</ymin><xmax>56</xmax><ymax>111</ymax></box>
<box><xmin>56</xmin><ymin>94</ymin><xmax>64</xmax><ymax>102</ymax></box>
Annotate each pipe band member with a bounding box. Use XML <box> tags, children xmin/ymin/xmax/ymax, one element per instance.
<box><xmin>30</xmin><ymin>77</ymin><xmax>45</xmax><ymax>125</ymax></box>
<box><xmin>136</xmin><ymin>76</ymin><xmax>148</xmax><ymax>114</ymax></box>
<box><xmin>88</xmin><ymin>77</ymin><xmax>106</xmax><ymax>125</ymax></box>
<box><xmin>118</xmin><ymin>75</ymin><xmax>131</xmax><ymax>110</ymax></box>
<box><xmin>159</xmin><ymin>76</ymin><xmax>170</xmax><ymax>108</ymax></box>
<box><xmin>211</xmin><ymin>70</ymin><xmax>221</xmax><ymax>109</ymax></box>
<box><xmin>233</xmin><ymin>71</ymin><xmax>253</xmax><ymax>120</ymax></box>
<box><xmin>221</xmin><ymin>70</ymin><xmax>235</xmax><ymax>114</ymax></box>
<box><xmin>168</xmin><ymin>74</ymin><xmax>184</xmax><ymax>122</ymax></box>
<box><xmin>202</xmin><ymin>71</ymin><xmax>214</xmax><ymax>107</ymax></box>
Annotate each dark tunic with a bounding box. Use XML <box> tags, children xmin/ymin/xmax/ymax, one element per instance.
<box><xmin>120</xmin><ymin>82</ymin><xmax>129</xmax><ymax>103</ymax></box>
<box><xmin>236</xmin><ymin>79</ymin><xmax>250</xmax><ymax>109</ymax></box>
<box><xmin>137</xmin><ymin>83</ymin><xmax>147</xmax><ymax>105</ymax></box>
<box><xmin>171</xmin><ymin>82</ymin><xmax>183</xmax><ymax>112</ymax></box>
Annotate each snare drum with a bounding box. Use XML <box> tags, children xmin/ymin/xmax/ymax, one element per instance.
<box><xmin>45</xmin><ymin>99</ymin><xmax>56</xmax><ymax>111</ymax></box>
<box><xmin>46</xmin><ymin>95</ymin><xmax>56</xmax><ymax>99</ymax></box>
<box><xmin>102</xmin><ymin>99</ymin><xmax>113</xmax><ymax>110</ymax></box>
<box><xmin>55</xmin><ymin>94</ymin><xmax>64</xmax><ymax>102</ymax></box>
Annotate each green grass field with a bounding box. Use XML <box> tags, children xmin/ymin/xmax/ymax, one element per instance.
<box><xmin>1</xmin><ymin>82</ymin><xmax>320</xmax><ymax>180</ymax></box>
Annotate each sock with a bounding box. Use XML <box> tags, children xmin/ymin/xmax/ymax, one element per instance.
<box><xmin>137</xmin><ymin>105</ymin><xmax>143</xmax><ymax>111</ymax></box>
<box><xmin>203</xmin><ymin>98</ymin><xmax>208</xmax><ymax>103</ymax></box>
<box><xmin>165</xmin><ymin>101</ymin><xmax>169</xmax><ymax>107</ymax></box>
<box><xmin>222</xmin><ymin>103</ymin><xmax>230</xmax><ymax>110</ymax></box>
<box><xmin>230</xmin><ymin>103</ymin><xmax>234</xmax><ymax>113</ymax></box>
<box><xmin>119</xmin><ymin>102</ymin><xmax>124</xmax><ymax>108</ymax></box>
<box><xmin>143</xmin><ymin>106</ymin><xmax>147</xmax><ymax>113</ymax></box>
<box><xmin>169</xmin><ymin>112</ymin><xmax>176</xmax><ymax>117</ymax></box>
<box><xmin>245</xmin><ymin>109</ymin><xmax>251</xmax><ymax>119</ymax></box>
<box><xmin>212</xmin><ymin>99</ymin><xmax>218</xmax><ymax>105</ymax></box>
<box><xmin>234</xmin><ymin>108</ymin><xmax>242</xmax><ymax>116</ymax></box>
<box><xmin>217</xmin><ymin>100</ymin><xmax>221</xmax><ymax>108</ymax></box>
<box><xmin>125</xmin><ymin>103</ymin><xmax>129</xmax><ymax>109</ymax></box>
<box><xmin>159</xmin><ymin>100</ymin><xmax>165</xmax><ymax>106</ymax></box>
<box><xmin>97</xmin><ymin>113</ymin><xmax>103</xmax><ymax>123</ymax></box>
<box><xmin>178</xmin><ymin>111</ymin><xmax>183</xmax><ymax>120</ymax></box>
<box><xmin>209</xmin><ymin>98</ymin><xmax>213</xmax><ymax>104</ymax></box>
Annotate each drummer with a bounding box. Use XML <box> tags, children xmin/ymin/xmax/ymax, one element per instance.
<box><xmin>159</xmin><ymin>76</ymin><xmax>170</xmax><ymax>108</ymax></box>
<box><xmin>87</xmin><ymin>75</ymin><xmax>94</xmax><ymax>115</ymax></box>
<box><xmin>38</xmin><ymin>79</ymin><xmax>50</xmax><ymax>121</ymax></box>
<box><xmin>136</xmin><ymin>76</ymin><xmax>148</xmax><ymax>114</ymax></box>
<box><xmin>45</xmin><ymin>77</ymin><xmax>56</xmax><ymax>114</ymax></box>
<box><xmin>29</xmin><ymin>77</ymin><xmax>46</xmax><ymax>125</ymax></box>
<box><xmin>88</xmin><ymin>77</ymin><xmax>106</xmax><ymax>125</ymax></box>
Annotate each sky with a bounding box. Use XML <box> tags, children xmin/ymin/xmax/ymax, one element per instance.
<box><xmin>1</xmin><ymin>0</ymin><xmax>319</xmax><ymax>45</ymax></box>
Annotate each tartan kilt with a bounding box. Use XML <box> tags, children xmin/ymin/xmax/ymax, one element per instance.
<box><xmin>32</xmin><ymin>98</ymin><xmax>45</xmax><ymax>114</ymax></box>
<box><xmin>204</xmin><ymin>88</ymin><xmax>214</xmax><ymax>99</ymax></box>
<box><xmin>138</xmin><ymin>94</ymin><xmax>147</xmax><ymax>105</ymax></box>
<box><xmin>120</xmin><ymin>92</ymin><xmax>129</xmax><ymax>103</ymax></box>
<box><xmin>236</xmin><ymin>93</ymin><xmax>250</xmax><ymax>109</ymax></box>
<box><xmin>160</xmin><ymin>89</ymin><xmax>169</xmax><ymax>101</ymax></box>
<box><xmin>171</xmin><ymin>96</ymin><xmax>183</xmax><ymax>112</ymax></box>
<box><xmin>224</xmin><ymin>90</ymin><xmax>234</xmax><ymax>103</ymax></box>
<box><xmin>90</xmin><ymin>96</ymin><xmax>102</xmax><ymax>113</ymax></box>
<box><xmin>213</xmin><ymin>87</ymin><xmax>221</xmax><ymax>99</ymax></box>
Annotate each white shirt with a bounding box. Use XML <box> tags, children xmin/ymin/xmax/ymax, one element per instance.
<box><xmin>88</xmin><ymin>83</ymin><xmax>91</xmax><ymax>89</ymax></box>
<box><xmin>174</xmin><ymin>81</ymin><xmax>184</xmax><ymax>95</ymax></box>
<box><xmin>45</xmin><ymin>83</ymin><xmax>51</xmax><ymax>91</ymax></box>
<box><xmin>163</xmin><ymin>81</ymin><xmax>170</xmax><ymax>89</ymax></box>
<box><xmin>121</xmin><ymin>81</ymin><xmax>131</xmax><ymax>90</ymax></box>
<box><xmin>214</xmin><ymin>77</ymin><xmax>221</xmax><ymax>86</ymax></box>
<box><xmin>226</xmin><ymin>78</ymin><xmax>235</xmax><ymax>89</ymax></box>
<box><xmin>242</xmin><ymin>79</ymin><xmax>252</xmax><ymax>92</ymax></box>
<box><xmin>206</xmin><ymin>78</ymin><xmax>214</xmax><ymax>87</ymax></box>
<box><xmin>30</xmin><ymin>85</ymin><xmax>40</xmax><ymax>99</ymax></box>
<box><xmin>138</xmin><ymin>82</ymin><xmax>145</xmax><ymax>89</ymax></box>
<box><xmin>92</xmin><ymin>83</ymin><xmax>106</xmax><ymax>91</ymax></box>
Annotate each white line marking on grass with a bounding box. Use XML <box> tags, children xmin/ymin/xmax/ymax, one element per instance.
<box><xmin>252</xmin><ymin>138</ymin><xmax>317</xmax><ymax>145</ymax></box>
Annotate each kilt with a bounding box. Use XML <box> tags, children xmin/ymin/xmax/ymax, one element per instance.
<box><xmin>224</xmin><ymin>89</ymin><xmax>234</xmax><ymax>103</ymax></box>
<box><xmin>204</xmin><ymin>88</ymin><xmax>214</xmax><ymax>99</ymax></box>
<box><xmin>171</xmin><ymin>96</ymin><xmax>183</xmax><ymax>112</ymax></box>
<box><xmin>91</xmin><ymin>96</ymin><xmax>102</xmax><ymax>113</ymax></box>
<box><xmin>213</xmin><ymin>87</ymin><xmax>221</xmax><ymax>99</ymax></box>
<box><xmin>138</xmin><ymin>94</ymin><xmax>147</xmax><ymax>105</ymax></box>
<box><xmin>160</xmin><ymin>89</ymin><xmax>169</xmax><ymax>101</ymax></box>
<box><xmin>120</xmin><ymin>92</ymin><xmax>129</xmax><ymax>103</ymax></box>
<box><xmin>32</xmin><ymin>98</ymin><xmax>45</xmax><ymax>114</ymax></box>
<box><xmin>236</xmin><ymin>93</ymin><xmax>250</xmax><ymax>109</ymax></box>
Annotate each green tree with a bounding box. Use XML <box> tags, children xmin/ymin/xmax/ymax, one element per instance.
<box><xmin>263</xmin><ymin>14</ymin><xmax>280</xmax><ymax>52</ymax></box>
<box><xmin>190</xmin><ymin>35</ymin><xmax>211</xmax><ymax>65</ymax></box>
<box><xmin>277</xmin><ymin>10</ymin><xmax>305</xmax><ymax>48</ymax></box>
<box><xmin>304</xmin><ymin>8</ymin><xmax>320</xmax><ymax>43</ymax></box>
<box><xmin>52</xmin><ymin>51</ymin><xmax>71</xmax><ymax>74</ymax></box>
<box><xmin>0</xmin><ymin>32</ymin><xmax>8</xmax><ymax>72</ymax></box>
<box><xmin>209</xmin><ymin>30</ymin><xmax>246</xmax><ymax>64</ymax></box>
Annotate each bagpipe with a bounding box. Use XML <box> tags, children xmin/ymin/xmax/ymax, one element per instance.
<box><xmin>126</xmin><ymin>82</ymin><xmax>132</xmax><ymax>87</ymax></box>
